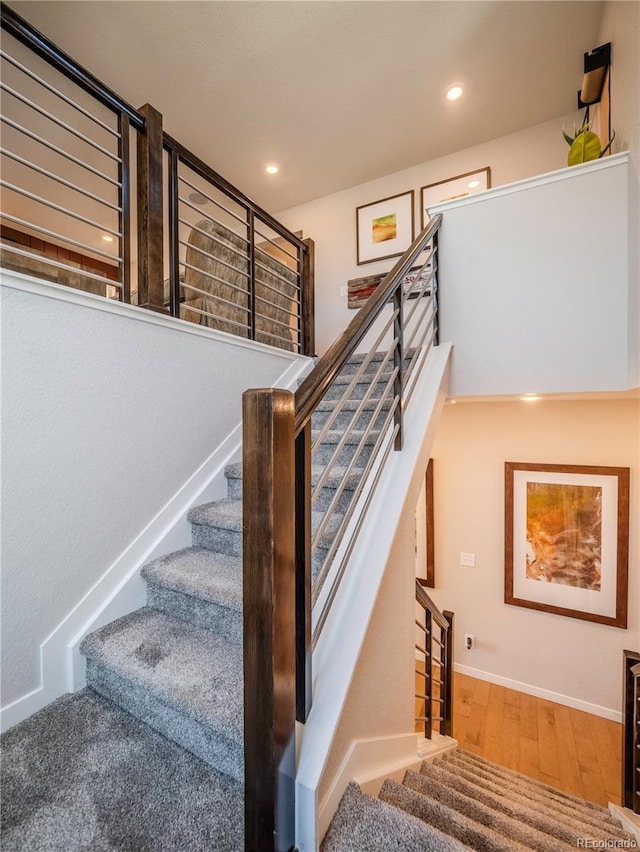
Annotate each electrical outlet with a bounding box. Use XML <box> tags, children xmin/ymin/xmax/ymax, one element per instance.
<box><xmin>464</xmin><ymin>633</ymin><xmax>475</xmax><ymax>650</ymax></box>
<box><xmin>339</xmin><ymin>286</ymin><xmax>348</xmax><ymax>297</ymax></box>
<box><xmin>460</xmin><ymin>552</ymin><xmax>475</xmax><ymax>567</ymax></box>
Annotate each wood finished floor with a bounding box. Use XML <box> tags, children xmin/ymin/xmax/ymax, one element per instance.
<box><xmin>448</xmin><ymin>672</ymin><xmax>622</xmax><ymax>807</ymax></box>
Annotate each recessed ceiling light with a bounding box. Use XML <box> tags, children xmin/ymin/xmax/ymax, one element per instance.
<box><xmin>468</xmin><ymin>180</ymin><xmax>480</xmax><ymax>189</ymax></box>
<box><xmin>446</xmin><ymin>86</ymin><xmax>463</xmax><ymax>101</ymax></box>
<box><xmin>520</xmin><ymin>394</ymin><xmax>542</xmax><ymax>402</ymax></box>
<box><xmin>444</xmin><ymin>398</ymin><xmax>457</xmax><ymax>405</ymax></box>
<box><xmin>265</xmin><ymin>164</ymin><xmax>279</xmax><ymax>175</ymax></box>
<box><xmin>102</xmin><ymin>235</ymin><xmax>114</xmax><ymax>242</ymax></box>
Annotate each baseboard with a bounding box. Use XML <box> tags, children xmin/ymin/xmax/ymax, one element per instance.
<box><xmin>454</xmin><ymin>663</ymin><xmax>622</xmax><ymax>723</ymax></box>
<box><xmin>0</xmin><ymin>686</ymin><xmax>60</xmax><ymax>734</ymax></box>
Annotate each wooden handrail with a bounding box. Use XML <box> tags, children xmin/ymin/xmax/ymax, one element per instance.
<box><xmin>295</xmin><ymin>215</ymin><xmax>441</xmax><ymax>431</ymax></box>
<box><xmin>416</xmin><ymin>578</ymin><xmax>450</xmax><ymax>632</ymax></box>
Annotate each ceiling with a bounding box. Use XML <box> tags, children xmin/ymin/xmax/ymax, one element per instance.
<box><xmin>9</xmin><ymin>1</ymin><xmax>604</xmax><ymax>213</ymax></box>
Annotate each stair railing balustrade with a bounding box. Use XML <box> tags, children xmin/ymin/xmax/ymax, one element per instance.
<box><xmin>0</xmin><ymin>2</ymin><xmax>314</xmax><ymax>356</ymax></box>
<box><xmin>415</xmin><ymin>579</ymin><xmax>454</xmax><ymax>739</ymax></box>
<box><xmin>623</xmin><ymin>650</ymin><xmax>640</xmax><ymax>814</ymax></box>
<box><xmin>243</xmin><ymin>214</ymin><xmax>442</xmax><ymax>850</ymax></box>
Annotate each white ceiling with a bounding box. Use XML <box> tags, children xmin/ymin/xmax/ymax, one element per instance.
<box><xmin>10</xmin><ymin>1</ymin><xmax>604</xmax><ymax>213</ymax></box>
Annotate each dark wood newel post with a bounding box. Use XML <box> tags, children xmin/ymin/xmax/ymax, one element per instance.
<box><xmin>301</xmin><ymin>238</ymin><xmax>315</xmax><ymax>356</ymax></box>
<box><xmin>243</xmin><ymin>389</ymin><xmax>296</xmax><ymax>852</ymax></box>
<box><xmin>137</xmin><ymin>103</ymin><xmax>166</xmax><ymax>313</ymax></box>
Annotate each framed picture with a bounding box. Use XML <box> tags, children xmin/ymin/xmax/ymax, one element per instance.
<box><xmin>505</xmin><ymin>462</ymin><xmax>630</xmax><ymax>628</ymax></box>
<box><xmin>346</xmin><ymin>260</ymin><xmax>436</xmax><ymax>309</ymax></box>
<box><xmin>356</xmin><ymin>190</ymin><xmax>414</xmax><ymax>265</ymax></box>
<box><xmin>420</xmin><ymin>167</ymin><xmax>491</xmax><ymax>228</ymax></box>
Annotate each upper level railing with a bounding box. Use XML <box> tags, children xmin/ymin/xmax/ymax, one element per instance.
<box><xmin>242</xmin><ymin>214</ymin><xmax>441</xmax><ymax>849</ymax></box>
<box><xmin>0</xmin><ymin>3</ymin><xmax>314</xmax><ymax>356</ymax></box>
<box><xmin>415</xmin><ymin>579</ymin><xmax>454</xmax><ymax>739</ymax></box>
<box><xmin>623</xmin><ymin>650</ymin><xmax>640</xmax><ymax>815</ymax></box>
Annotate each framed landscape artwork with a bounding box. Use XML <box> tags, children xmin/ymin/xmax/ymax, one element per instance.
<box><xmin>356</xmin><ymin>190</ymin><xmax>414</xmax><ymax>265</ymax></box>
<box><xmin>504</xmin><ymin>462</ymin><xmax>630</xmax><ymax>628</ymax></box>
<box><xmin>420</xmin><ymin>167</ymin><xmax>491</xmax><ymax>228</ymax></box>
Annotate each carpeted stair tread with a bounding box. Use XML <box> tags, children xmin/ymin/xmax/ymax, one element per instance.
<box><xmin>419</xmin><ymin>760</ymin><xmax>622</xmax><ymax>842</ymax></box>
<box><xmin>321</xmin><ymin>782</ymin><xmax>468</xmax><ymax>852</ymax></box>
<box><xmin>225</xmin><ymin>462</ymin><xmax>365</xmax><ymax>492</ymax></box>
<box><xmin>378</xmin><ymin>778</ymin><xmax>529</xmax><ymax>852</ymax></box>
<box><xmin>438</xmin><ymin>750</ymin><xmax>621</xmax><ymax>826</ymax></box>
<box><xmin>405</xmin><ymin>768</ymin><xmax>574</xmax><ymax>850</ymax></box>
<box><xmin>80</xmin><ymin>607</ymin><xmax>242</xmax><ymax>744</ymax></box>
<box><xmin>0</xmin><ymin>689</ymin><xmax>243</xmax><ymax>851</ymax></box>
<box><xmin>314</xmin><ymin>397</ymin><xmax>393</xmax><ymax>414</ymax></box>
<box><xmin>142</xmin><ymin>546</ymin><xmax>241</xmax><ymax>609</ymax></box>
<box><xmin>434</xmin><ymin>758</ymin><xmax>619</xmax><ymax>829</ymax></box>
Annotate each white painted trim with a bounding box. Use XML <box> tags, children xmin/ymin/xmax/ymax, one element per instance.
<box><xmin>295</xmin><ymin>344</ymin><xmax>452</xmax><ymax>852</ymax></box>
<box><xmin>428</xmin><ymin>151</ymin><xmax>629</xmax><ymax>215</ymax></box>
<box><xmin>318</xmin><ymin>731</ymin><xmax>457</xmax><ymax>838</ymax></box>
<box><xmin>0</xmin><ymin>270</ymin><xmax>310</xmax><ymax>363</ymax></box>
<box><xmin>0</xmin><ymin>686</ymin><xmax>60</xmax><ymax>734</ymax></box>
<box><xmin>454</xmin><ymin>663</ymin><xmax>622</xmax><ymax>723</ymax></box>
<box><xmin>608</xmin><ymin>804</ymin><xmax>640</xmax><ymax>843</ymax></box>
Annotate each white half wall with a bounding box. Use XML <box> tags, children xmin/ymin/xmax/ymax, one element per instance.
<box><xmin>433</xmin><ymin>154</ymin><xmax>633</xmax><ymax>397</ymax></box>
<box><xmin>276</xmin><ymin>109</ymin><xmax>586</xmax><ymax>355</ymax></box>
<box><xmin>427</xmin><ymin>397</ymin><xmax>640</xmax><ymax>720</ymax></box>
<box><xmin>0</xmin><ymin>272</ymin><xmax>308</xmax><ymax>713</ymax></box>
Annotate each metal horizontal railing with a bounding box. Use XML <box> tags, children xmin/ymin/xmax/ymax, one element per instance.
<box><xmin>165</xmin><ymin>135</ymin><xmax>313</xmax><ymax>354</ymax></box>
<box><xmin>415</xmin><ymin>580</ymin><xmax>454</xmax><ymax>739</ymax></box>
<box><xmin>0</xmin><ymin>4</ymin><xmax>132</xmax><ymax>300</ymax></box>
<box><xmin>0</xmin><ymin>3</ymin><xmax>315</xmax><ymax>357</ymax></box>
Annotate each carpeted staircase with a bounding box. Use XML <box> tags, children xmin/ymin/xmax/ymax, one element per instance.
<box><xmin>4</xmin><ymin>348</ymin><xmax>633</xmax><ymax>850</ymax></box>
<box><xmin>322</xmin><ymin>748</ymin><xmax>635</xmax><ymax>851</ymax></box>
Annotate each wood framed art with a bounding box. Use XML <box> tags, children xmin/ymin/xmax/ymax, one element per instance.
<box><xmin>425</xmin><ymin>458</ymin><xmax>435</xmax><ymax>588</ymax></box>
<box><xmin>505</xmin><ymin>462</ymin><xmax>630</xmax><ymax>628</ymax></box>
<box><xmin>346</xmin><ymin>259</ymin><xmax>435</xmax><ymax>310</ymax></box>
<box><xmin>420</xmin><ymin>167</ymin><xmax>491</xmax><ymax>229</ymax></box>
<box><xmin>356</xmin><ymin>190</ymin><xmax>414</xmax><ymax>265</ymax></box>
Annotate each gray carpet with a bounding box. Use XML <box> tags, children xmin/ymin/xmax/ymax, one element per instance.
<box><xmin>323</xmin><ymin>749</ymin><xmax>634</xmax><ymax>851</ymax></box>
<box><xmin>0</xmin><ymin>689</ymin><xmax>243</xmax><ymax>851</ymax></box>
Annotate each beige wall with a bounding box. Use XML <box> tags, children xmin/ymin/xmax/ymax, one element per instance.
<box><xmin>427</xmin><ymin>397</ymin><xmax>640</xmax><ymax>718</ymax></box>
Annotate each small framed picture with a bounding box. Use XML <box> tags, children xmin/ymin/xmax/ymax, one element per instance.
<box><xmin>504</xmin><ymin>462</ymin><xmax>630</xmax><ymax>628</ymax></box>
<box><xmin>356</xmin><ymin>190</ymin><xmax>414</xmax><ymax>265</ymax></box>
<box><xmin>421</xmin><ymin>167</ymin><xmax>491</xmax><ymax>228</ymax></box>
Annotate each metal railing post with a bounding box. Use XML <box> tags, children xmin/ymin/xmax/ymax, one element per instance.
<box><xmin>393</xmin><ymin>282</ymin><xmax>404</xmax><ymax>450</ymax></box>
<box><xmin>443</xmin><ymin>611</ymin><xmax>454</xmax><ymax>737</ymax></box>
<box><xmin>301</xmin><ymin>237</ymin><xmax>315</xmax><ymax>356</ymax></box>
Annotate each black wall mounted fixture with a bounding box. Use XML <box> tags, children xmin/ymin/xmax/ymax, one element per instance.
<box><xmin>578</xmin><ymin>42</ymin><xmax>611</xmax><ymax>108</ymax></box>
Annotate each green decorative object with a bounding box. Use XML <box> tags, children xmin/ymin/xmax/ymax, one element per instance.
<box><xmin>563</xmin><ymin>116</ymin><xmax>615</xmax><ymax>166</ymax></box>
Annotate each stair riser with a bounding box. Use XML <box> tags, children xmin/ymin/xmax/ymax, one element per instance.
<box><xmin>147</xmin><ymin>584</ymin><xmax>242</xmax><ymax>644</ymax></box>
<box><xmin>312</xmin><ymin>439</ymin><xmax>376</xmax><ymax>468</ymax></box>
<box><xmin>311</xmin><ymin>407</ymin><xmax>391</xmax><ymax>433</ymax></box>
<box><xmin>226</xmin><ymin>478</ymin><xmax>356</xmax><ymax>514</ymax></box>
<box><xmin>192</xmin><ymin>523</ymin><xmax>242</xmax><ymax>557</ymax></box>
<box><xmin>322</xmin><ymin>379</ymin><xmax>393</xmax><ymax>402</ymax></box>
<box><xmin>86</xmin><ymin>660</ymin><xmax>243</xmax><ymax>782</ymax></box>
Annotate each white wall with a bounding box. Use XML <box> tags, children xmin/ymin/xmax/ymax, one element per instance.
<box><xmin>427</xmin><ymin>397</ymin><xmax>640</xmax><ymax>720</ymax></box>
<box><xmin>596</xmin><ymin>1</ymin><xmax>640</xmax><ymax>390</ymax></box>
<box><xmin>277</xmin><ymin>109</ymin><xmax>584</xmax><ymax>354</ymax></box>
<box><xmin>434</xmin><ymin>154</ymin><xmax>632</xmax><ymax>396</ymax></box>
<box><xmin>0</xmin><ymin>273</ymin><xmax>305</xmax><ymax>706</ymax></box>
